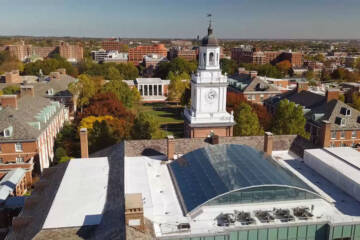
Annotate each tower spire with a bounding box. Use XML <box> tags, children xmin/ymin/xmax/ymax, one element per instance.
<box><xmin>207</xmin><ymin>14</ymin><xmax>213</xmax><ymax>35</ymax></box>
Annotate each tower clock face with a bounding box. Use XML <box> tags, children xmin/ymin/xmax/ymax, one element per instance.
<box><xmin>206</xmin><ymin>89</ymin><xmax>217</xmax><ymax>103</ymax></box>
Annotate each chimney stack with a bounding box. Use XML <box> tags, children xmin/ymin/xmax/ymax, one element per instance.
<box><xmin>0</xmin><ymin>95</ymin><xmax>18</xmax><ymax>109</ymax></box>
<box><xmin>167</xmin><ymin>135</ymin><xmax>175</xmax><ymax>160</ymax></box>
<box><xmin>250</xmin><ymin>71</ymin><xmax>258</xmax><ymax>79</ymax></box>
<box><xmin>296</xmin><ymin>82</ymin><xmax>309</xmax><ymax>93</ymax></box>
<box><xmin>264</xmin><ymin>132</ymin><xmax>273</xmax><ymax>156</ymax></box>
<box><xmin>80</xmin><ymin>128</ymin><xmax>89</xmax><ymax>158</ymax></box>
<box><xmin>325</xmin><ymin>89</ymin><xmax>339</xmax><ymax>103</ymax></box>
<box><xmin>320</xmin><ymin>120</ymin><xmax>331</xmax><ymax>148</ymax></box>
<box><xmin>20</xmin><ymin>85</ymin><xmax>35</xmax><ymax>97</ymax></box>
<box><xmin>211</xmin><ymin>135</ymin><xmax>220</xmax><ymax>145</ymax></box>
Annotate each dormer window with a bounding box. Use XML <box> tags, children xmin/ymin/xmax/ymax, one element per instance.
<box><xmin>3</xmin><ymin>126</ymin><xmax>13</xmax><ymax>137</ymax></box>
<box><xmin>346</xmin><ymin>109</ymin><xmax>351</xmax><ymax>116</ymax></box>
<box><xmin>341</xmin><ymin>118</ymin><xmax>346</xmax><ymax>126</ymax></box>
<box><xmin>47</xmin><ymin>88</ymin><xmax>54</xmax><ymax>96</ymax></box>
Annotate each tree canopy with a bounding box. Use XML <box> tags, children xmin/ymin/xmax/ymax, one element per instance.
<box><xmin>23</xmin><ymin>56</ymin><xmax>77</xmax><ymax>76</ymax></box>
<box><xmin>0</xmin><ymin>51</ymin><xmax>23</xmax><ymax>74</ymax></box>
<box><xmin>69</xmin><ymin>74</ymin><xmax>100</xmax><ymax>110</ymax></box>
<box><xmin>241</xmin><ymin>63</ymin><xmax>284</xmax><ymax>78</ymax></box>
<box><xmin>2</xmin><ymin>85</ymin><xmax>20</xmax><ymax>95</ymax></box>
<box><xmin>271</xmin><ymin>99</ymin><xmax>309</xmax><ymax>138</ymax></box>
<box><xmin>131</xmin><ymin>112</ymin><xmax>164</xmax><ymax>139</ymax></box>
<box><xmin>220</xmin><ymin>58</ymin><xmax>238</xmax><ymax>75</ymax></box>
<box><xmin>101</xmin><ymin>80</ymin><xmax>140</xmax><ymax>108</ymax></box>
<box><xmin>233</xmin><ymin>102</ymin><xmax>263</xmax><ymax>136</ymax></box>
<box><xmin>155</xmin><ymin>57</ymin><xmax>197</xmax><ymax>79</ymax></box>
<box><xmin>167</xmin><ymin>72</ymin><xmax>190</xmax><ymax>102</ymax></box>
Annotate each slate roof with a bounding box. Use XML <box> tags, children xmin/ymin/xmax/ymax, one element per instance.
<box><xmin>0</xmin><ymin>94</ymin><xmax>64</xmax><ymax>142</ymax></box>
<box><xmin>306</xmin><ymin>99</ymin><xmax>360</xmax><ymax>131</ymax></box>
<box><xmin>228</xmin><ymin>75</ymin><xmax>281</xmax><ymax>93</ymax></box>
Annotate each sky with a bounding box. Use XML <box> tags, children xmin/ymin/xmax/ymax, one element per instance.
<box><xmin>0</xmin><ymin>0</ymin><xmax>360</xmax><ymax>39</ymax></box>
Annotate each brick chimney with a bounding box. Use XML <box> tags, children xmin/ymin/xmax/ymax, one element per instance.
<box><xmin>264</xmin><ymin>132</ymin><xmax>273</xmax><ymax>156</ymax></box>
<box><xmin>57</xmin><ymin>68</ymin><xmax>66</xmax><ymax>75</ymax></box>
<box><xmin>320</xmin><ymin>120</ymin><xmax>331</xmax><ymax>148</ymax></box>
<box><xmin>325</xmin><ymin>89</ymin><xmax>339</xmax><ymax>102</ymax></box>
<box><xmin>250</xmin><ymin>71</ymin><xmax>258</xmax><ymax>78</ymax></box>
<box><xmin>238</xmin><ymin>67</ymin><xmax>247</xmax><ymax>75</ymax></box>
<box><xmin>20</xmin><ymin>85</ymin><xmax>35</xmax><ymax>97</ymax></box>
<box><xmin>0</xmin><ymin>95</ymin><xmax>18</xmax><ymax>109</ymax></box>
<box><xmin>211</xmin><ymin>135</ymin><xmax>220</xmax><ymax>145</ymax></box>
<box><xmin>167</xmin><ymin>135</ymin><xmax>175</xmax><ymax>160</ymax></box>
<box><xmin>49</xmin><ymin>72</ymin><xmax>61</xmax><ymax>80</ymax></box>
<box><xmin>296</xmin><ymin>82</ymin><xmax>309</xmax><ymax>93</ymax></box>
<box><xmin>5</xmin><ymin>70</ymin><xmax>22</xmax><ymax>84</ymax></box>
<box><xmin>80</xmin><ymin>128</ymin><xmax>89</xmax><ymax>158</ymax></box>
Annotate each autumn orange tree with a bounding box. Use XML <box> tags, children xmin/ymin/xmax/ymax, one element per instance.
<box><xmin>276</xmin><ymin>60</ymin><xmax>292</xmax><ymax>76</ymax></box>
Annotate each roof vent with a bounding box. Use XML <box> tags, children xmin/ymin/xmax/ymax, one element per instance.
<box><xmin>216</xmin><ymin>213</ymin><xmax>236</xmax><ymax>227</ymax></box>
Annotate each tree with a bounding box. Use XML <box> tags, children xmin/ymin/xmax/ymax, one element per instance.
<box><xmin>220</xmin><ymin>58</ymin><xmax>238</xmax><ymax>75</ymax></box>
<box><xmin>180</xmin><ymin>86</ymin><xmax>191</xmax><ymax>107</ymax></box>
<box><xmin>22</xmin><ymin>57</ymin><xmax>77</xmax><ymax>76</ymax></box>
<box><xmin>80</xmin><ymin>92</ymin><xmax>134</xmax><ymax>121</ymax></box>
<box><xmin>89</xmin><ymin>120</ymin><xmax>117</xmax><ymax>153</ymax></box>
<box><xmin>54</xmin><ymin>123</ymin><xmax>80</xmax><ymax>159</ymax></box>
<box><xmin>339</xmin><ymin>94</ymin><xmax>345</xmax><ymax>103</ymax></box>
<box><xmin>68</xmin><ymin>74</ymin><xmax>99</xmax><ymax>111</ymax></box>
<box><xmin>105</xmin><ymin>66</ymin><xmax>122</xmax><ymax>80</ymax></box>
<box><xmin>167</xmin><ymin>71</ymin><xmax>190</xmax><ymax>102</ymax></box>
<box><xmin>131</xmin><ymin>112</ymin><xmax>163</xmax><ymax>139</ymax></box>
<box><xmin>304</xmin><ymin>70</ymin><xmax>315</xmax><ymax>81</ymax></box>
<box><xmin>233</xmin><ymin>102</ymin><xmax>263</xmax><ymax>136</ymax></box>
<box><xmin>115</xmin><ymin>63</ymin><xmax>139</xmax><ymax>80</ymax></box>
<box><xmin>276</xmin><ymin>60</ymin><xmax>292</xmax><ymax>75</ymax></box>
<box><xmin>241</xmin><ymin>63</ymin><xmax>284</xmax><ymax>78</ymax></box>
<box><xmin>2</xmin><ymin>85</ymin><xmax>20</xmax><ymax>95</ymax></box>
<box><xmin>0</xmin><ymin>51</ymin><xmax>23</xmax><ymax>74</ymax></box>
<box><xmin>272</xmin><ymin>99</ymin><xmax>309</xmax><ymax>138</ymax></box>
<box><xmin>101</xmin><ymin>80</ymin><xmax>140</xmax><ymax>108</ymax></box>
<box><xmin>155</xmin><ymin>57</ymin><xmax>197</xmax><ymax>79</ymax></box>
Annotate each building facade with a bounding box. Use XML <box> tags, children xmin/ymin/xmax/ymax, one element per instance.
<box><xmin>59</xmin><ymin>42</ymin><xmax>83</xmax><ymax>62</ymax></box>
<box><xmin>128</xmin><ymin>44</ymin><xmax>167</xmax><ymax>65</ymax></box>
<box><xmin>184</xmin><ymin>23</ymin><xmax>235</xmax><ymax>138</ymax></box>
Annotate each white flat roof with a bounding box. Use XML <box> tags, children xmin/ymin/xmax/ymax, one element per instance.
<box><xmin>304</xmin><ymin>148</ymin><xmax>360</xmax><ymax>185</ymax></box>
<box><xmin>43</xmin><ymin>157</ymin><xmax>109</xmax><ymax>229</ymax></box>
<box><xmin>325</xmin><ymin>147</ymin><xmax>360</xmax><ymax>169</ymax></box>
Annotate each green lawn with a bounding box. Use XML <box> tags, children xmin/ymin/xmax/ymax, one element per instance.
<box><xmin>138</xmin><ymin>102</ymin><xmax>185</xmax><ymax>138</ymax></box>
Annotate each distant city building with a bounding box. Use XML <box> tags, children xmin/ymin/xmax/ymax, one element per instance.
<box><xmin>5</xmin><ymin>41</ymin><xmax>57</xmax><ymax>62</ymax></box>
<box><xmin>170</xmin><ymin>40</ymin><xmax>193</xmax><ymax>47</ymax></box>
<box><xmin>101</xmin><ymin>38</ymin><xmax>127</xmax><ymax>52</ymax></box>
<box><xmin>345</xmin><ymin>56</ymin><xmax>359</xmax><ymax>68</ymax></box>
<box><xmin>59</xmin><ymin>42</ymin><xmax>83</xmax><ymax>63</ymax></box>
<box><xmin>91</xmin><ymin>49</ymin><xmax>128</xmax><ymax>63</ymax></box>
<box><xmin>142</xmin><ymin>54</ymin><xmax>168</xmax><ymax>77</ymax></box>
<box><xmin>128</xmin><ymin>44</ymin><xmax>167</xmax><ymax>65</ymax></box>
<box><xmin>231</xmin><ymin>46</ymin><xmax>303</xmax><ymax>68</ymax></box>
<box><xmin>123</xmin><ymin>78</ymin><xmax>170</xmax><ymax>102</ymax></box>
<box><xmin>168</xmin><ymin>47</ymin><xmax>197</xmax><ymax>61</ymax></box>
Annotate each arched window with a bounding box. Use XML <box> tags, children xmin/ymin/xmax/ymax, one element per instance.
<box><xmin>209</xmin><ymin>52</ymin><xmax>215</xmax><ymax>65</ymax></box>
<box><xmin>203</xmin><ymin>53</ymin><xmax>206</xmax><ymax>65</ymax></box>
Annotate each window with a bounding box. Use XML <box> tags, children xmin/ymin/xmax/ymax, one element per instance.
<box><xmin>352</xmin><ymin>131</ymin><xmax>357</xmax><ymax>138</ymax></box>
<box><xmin>330</xmin><ymin>142</ymin><xmax>335</xmax><ymax>148</ymax></box>
<box><xmin>341</xmin><ymin>142</ymin><xmax>346</xmax><ymax>147</ymax></box>
<box><xmin>260</xmin><ymin>94</ymin><xmax>264</xmax><ymax>101</ymax></box>
<box><xmin>15</xmin><ymin>143</ymin><xmax>23</xmax><ymax>152</ymax></box>
<box><xmin>331</xmin><ymin>131</ymin><xmax>337</xmax><ymax>139</ymax></box>
<box><xmin>340</xmin><ymin>131</ymin><xmax>345</xmax><ymax>139</ymax></box>
<box><xmin>0</xmin><ymin>158</ymin><xmax>2</xmax><ymax>163</ymax></box>
<box><xmin>16</xmin><ymin>157</ymin><xmax>24</xmax><ymax>163</ymax></box>
<box><xmin>209</xmin><ymin>52</ymin><xmax>215</xmax><ymax>65</ymax></box>
<box><xmin>203</xmin><ymin>53</ymin><xmax>206</xmax><ymax>65</ymax></box>
<box><xmin>3</xmin><ymin>126</ymin><xmax>13</xmax><ymax>137</ymax></box>
<box><xmin>346</xmin><ymin>109</ymin><xmax>351</xmax><ymax>116</ymax></box>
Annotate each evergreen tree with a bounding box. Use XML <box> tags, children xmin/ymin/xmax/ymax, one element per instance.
<box><xmin>89</xmin><ymin>120</ymin><xmax>117</xmax><ymax>153</ymax></box>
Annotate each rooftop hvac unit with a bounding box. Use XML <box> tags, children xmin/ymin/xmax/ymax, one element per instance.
<box><xmin>293</xmin><ymin>207</ymin><xmax>313</xmax><ymax>220</ymax></box>
<box><xmin>216</xmin><ymin>213</ymin><xmax>236</xmax><ymax>227</ymax></box>
<box><xmin>255</xmin><ymin>210</ymin><xmax>274</xmax><ymax>223</ymax></box>
<box><xmin>234</xmin><ymin>210</ymin><xmax>255</xmax><ymax>225</ymax></box>
<box><xmin>177</xmin><ymin>223</ymin><xmax>190</xmax><ymax>231</ymax></box>
<box><xmin>273</xmin><ymin>208</ymin><xmax>295</xmax><ymax>222</ymax></box>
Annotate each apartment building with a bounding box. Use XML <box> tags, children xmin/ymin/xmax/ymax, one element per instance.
<box><xmin>59</xmin><ymin>42</ymin><xmax>83</xmax><ymax>62</ymax></box>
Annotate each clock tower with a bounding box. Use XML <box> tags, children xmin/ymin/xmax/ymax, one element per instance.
<box><xmin>184</xmin><ymin>22</ymin><xmax>235</xmax><ymax>138</ymax></box>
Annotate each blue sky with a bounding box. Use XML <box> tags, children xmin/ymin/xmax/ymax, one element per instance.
<box><xmin>0</xmin><ymin>0</ymin><xmax>359</xmax><ymax>39</ymax></box>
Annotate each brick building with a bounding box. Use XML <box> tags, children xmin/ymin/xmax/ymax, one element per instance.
<box><xmin>128</xmin><ymin>44</ymin><xmax>167</xmax><ymax>65</ymax></box>
<box><xmin>101</xmin><ymin>39</ymin><xmax>127</xmax><ymax>52</ymax></box>
<box><xmin>6</xmin><ymin>41</ymin><xmax>32</xmax><ymax>62</ymax></box>
<box><xmin>123</xmin><ymin>78</ymin><xmax>170</xmax><ymax>102</ymax></box>
<box><xmin>168</xmin><ymin>47</ymin><xmax>197</xmax><ymax>61</ymax></box>
<box><xmin>0</xmin><ymin>70</ymin><xmax>22</xmax><ymax>84</ymax></box>
<box><xmin>228</xmin><ymin>69</ymin><xmax>282</xmax><ymax>105</ymax></box>
<box><xmin>0</xmin><ymin>83</ymin><xmax>69</xmax><ymax>187</ymax></box>
<box><xmin>231</xmin><ymin>46</ymin><xmax>303</xmax><ymax>67</ymax></box>
<box><xmin>265</xmin><ymin>83</ymin><xmax>360</xmax><ymax>149</ymax></box>
<box><xmin>59</xmin><ymin>42</ymin><xmax>83</xmax><ymax>63</ymax></box>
